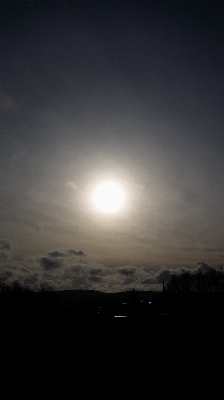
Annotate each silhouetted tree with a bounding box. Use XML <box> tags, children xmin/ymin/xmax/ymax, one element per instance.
<box><xmin>164</xmin><ymin>273</ymin><xmax>181</xmax><ymax>294</ymax></box>
<box><xmin>0</xmin><ymin>279</ymin><xmax>33</xmax><ymax>293</ymax></box>
<box><xmin>0</xmin><ymin>279</ymin><xmax>55</xmax><ymax>293</ymax></box>
<box><xmin>179</xmin><ymin>271</ymin><xmax>193</xmax><ymax>294</ymax></box>
<box><xmin>164</xmin><ymin>267</ymin><xmax>224</xmax><ymax>294</ymax></box>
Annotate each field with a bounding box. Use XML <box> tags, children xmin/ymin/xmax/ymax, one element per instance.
<box><xmin>3</xmin><ymin>313</ymin><xmax>222</xmax><ymax>381</ymax></box>
<box><xmin>1</xmin><ymin>291</ymin><xmax>223</xmax><ymax>386</ymax></box>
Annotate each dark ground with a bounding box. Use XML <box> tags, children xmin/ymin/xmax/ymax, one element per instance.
<box><xmin>1</xmin><ymin>291</ymin><xmax>223</xmax><ymax>389</ymax></box>
<box><xmin>2</xmin><ymin>314</ymin><xmax>223</xmax><ymax>380</ymax></box>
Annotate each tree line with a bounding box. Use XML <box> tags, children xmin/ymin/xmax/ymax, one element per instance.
<box><xmin>164</xmin><ymin>267</ymin><xmax>224</xmax><ymax>294</ymax></box>
<box><xmin>0</xmin><ymin>279</ymin><xmax>53</xmax><ymax>293</ymax></box>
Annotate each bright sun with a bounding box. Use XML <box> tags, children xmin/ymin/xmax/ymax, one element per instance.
<box><xmin>93</xmin><ymin>182</ymin><xmax>124</xmax><ymax>213</ymax></box>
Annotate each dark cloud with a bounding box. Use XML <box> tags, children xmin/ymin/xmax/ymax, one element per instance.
<box><xmin>67</xmin><ymin>249</ymin><xmax>85</xmax><ymax>256</ymax></box>
<box><xmin>20</xmin><ymin>267</ymin><xmax>29</xmax><ymax>273</ymax></box>
<box><xmin>90</xmin><ymin>268</ymin><xmax>102</xmax><ymax>275</ymax></box>
<box><xmin>117</xmin><ymin>267</ymin><xmax>136</xmax><ymax>276</ymax></box>
<box><xmin>141</xmin><ymin>278</ymin><xmax>153</xmax><ymax>285</ymax></box>
<box><xmin>48</xmin><ymin>251</ymin><xmax>65</xmax><ymax>257</ymax></box>
<box><xmin>0</xmin><ymin>239</ymin><xmax>11</xmax><ymax>251</ymax></box>
<box><xmin>23</xmin><ymin>275</ymin><xmax>39</xmax><ymax>286</ymax></box>
<box><xmin>47</xmin><ymin>249</ymin><xmax>85</xmax><ymax>258</ymax></box>
<box><xmin>40</xmin><ymin>257</ymin><xmax>62</xmax><ymax>270</ymax></box>
<box><xmin>71</xmin><ymin>265</ymin><xmax>82</xmax><ymax>274</ymax></box>
<box><xmin>68</xmin><ymin>276</ymin><xmax>87</xmax><ymax>289</ymax></box>
<box><xmin>0</xmin><ymin>238</ymin><xmax>12</xmax><ymax>261</ymax></box>
<box><xmin>87</xmin><ymin>276</ymin><xmax>103</xmax><ymax>283</ymax></box>
<box><xmin>155</xmin><ymin>269</ymin><xmax>174</xmax><ymax>283</ymax></box>
<box><xmin>0</xmin><ymin>270</ymin><xmax>13</xmax><ymax>281</ymax></box>
<box><xmin>0</xmin><ymin>241</ymin><xmax>221</xmax><ymax>292</ymax></box>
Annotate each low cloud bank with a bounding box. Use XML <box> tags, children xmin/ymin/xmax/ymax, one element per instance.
<box><xmin>0</xmin><ymin>239</ymin><xmax>220</xmax><ymax>293</ymax></box>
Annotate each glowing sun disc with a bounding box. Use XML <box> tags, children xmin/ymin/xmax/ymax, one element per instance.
<box><xmin>93</xmin><ymin>182</ymin><xmax>124</xmax><ymax>213</ymax></box>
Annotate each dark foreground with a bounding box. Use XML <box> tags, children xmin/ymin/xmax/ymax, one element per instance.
<box><xmin>2</xmin><ymin>314</ymin><xmax>223</xmax><ymax>382</ymax></box>
<box><xmin>1</xmin><ymin>291</ymin><xmax>224</xmax><ymax>387</ymax></box>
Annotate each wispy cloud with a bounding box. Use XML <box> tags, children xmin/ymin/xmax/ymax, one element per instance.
<box><xmin>65</xmin><ymin>180</ymin><xmax>78</xmax><ymax>191</ymax></box>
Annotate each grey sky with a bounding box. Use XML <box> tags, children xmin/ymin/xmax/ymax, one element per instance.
<box><xmin>1</xmin><ymin>1</ymin><xmax>224</xmax><ymax>291</ymax></box>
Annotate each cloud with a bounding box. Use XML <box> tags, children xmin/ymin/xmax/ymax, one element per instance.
<box><xmin>155</xmin><ymin>269</ymin><xmax>173</xmax><ymax>283</ymax></box>
<box><xmin>0</xmin><ymin>270</ymin><xmax>13</xmax><ymax>281</ymax></box>
<box><xmin>65</xmin><ymin>180</ymin><xmax>78</xmax><ymax>191</ymax></box>
<box><xmin>87</xmin><ymin>276</ymin><xmax>103</xmax><ymax>283</ymax></box>
<box><xmin>90</xmin><ymin>268</ymin><xmax>103</xmax><ymax>275</ymax></box>
<box><xmin>48</xmin><ymin>251</ymin><xmax>65</xmax><ymax>257</ymax></box>
<box><xmin>40</xmin><ymin>257</ymin><xmax>62</xmax><ymax>270</ymax></box>
<box><xmin>67</xmin><ymin>249</ymin><xmax>85</xmax><ymax>256</ymax></box>
<box><xmin>0</xmin><ymin>239</ymin><xmax>12</xmax><ymax>261</ymax></box>
<box><xmin>0</xmin><ymin>239</ymin><xmax>11</xmax><ymax>251</ymax></box>
<box><xmin>0</xmin><ymin>239</ymin><xmax>221</xmax><ymax>292</ymax></box>
<box><xmin>48</xmin><ymin>249</ymin><xmax>85</xmax><ymax>258</ymax></box>
<box><xmin>117</xmin><ymin>266</ymin><xmax>136</xmax><ymax>276</ymax></box>
<box><xmin>23</xmin><ymin>274</ymin><xmax>40</xmax><ymax>286</ymax></box>
<box><xmin>71</xmin><ymin>266</ymin><xmax>82</xmax><ymax>274</ymax></box>
<box><xmin>195</xmin><ymin>261</ymin><xmax>213</xmax><ymax>272</ymax></box>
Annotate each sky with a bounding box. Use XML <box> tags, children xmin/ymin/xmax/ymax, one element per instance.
<box><xmin>1</xmin><ymin>0</ymin><xmax>224</xmax><ymax>292</ymax></box>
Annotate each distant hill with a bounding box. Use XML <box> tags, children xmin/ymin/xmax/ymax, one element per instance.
<box><xmin>53</xmin><ymin>289</ymin><xmax>162</xmax><ymax>306</ymax></box>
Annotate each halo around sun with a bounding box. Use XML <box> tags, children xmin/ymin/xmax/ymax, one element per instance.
<box><xmin>93</xmin><ymin>181</ymin><xmax>124</xmax><ymax>213</ymax></box>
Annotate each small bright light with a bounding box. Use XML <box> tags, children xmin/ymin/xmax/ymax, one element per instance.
<box><xmin>93</xmin><ymin>182</ymin><xmax>124</xmax><ymax>213</ymax></box>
